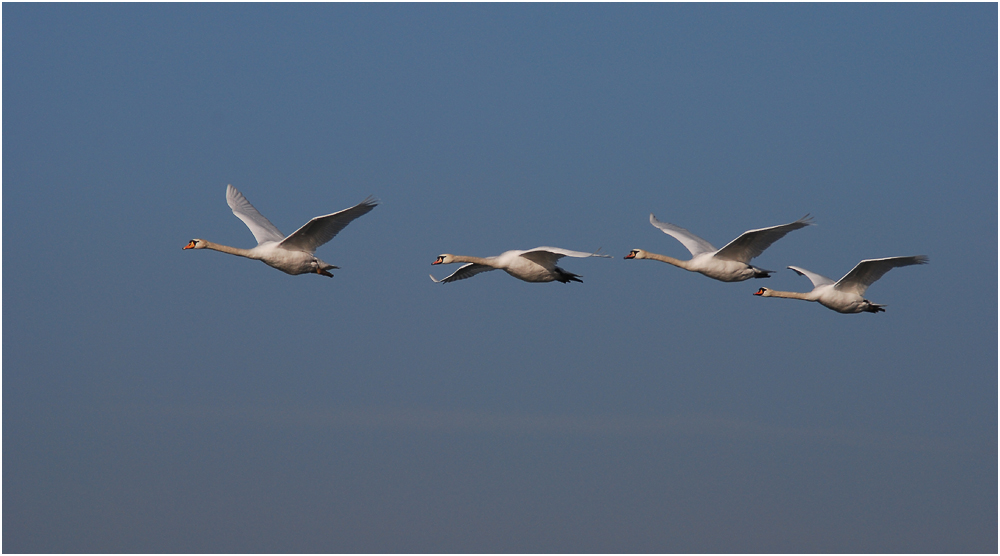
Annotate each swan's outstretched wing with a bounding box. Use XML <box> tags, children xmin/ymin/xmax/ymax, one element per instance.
<box><xmin>788</xmin><ymin>266</ymin><xmax>836</xmax><ymax>289</ymax></box>
<box><xmin>430</xmin><ymin>263</ymin><xmax>496</xmax><ymax>283</ymax></box>
<box><xmin>714</xmin><ymin>215</ymin><xmax>814</xmax><ymax>263</ymax></box>
<box><xmin>227</xmin><ymin>184</ymin><xmax>284</xmax><ymax>245</ymax></box>
<box><xmin>279</xmin><ymin>196</ymin><xmax>379</xmax><ymax>254</ymax></box>
<box><xmin>834</xmin><ymin>256</ymin><xmax>928</xmax><ymax>296</ymax></box>
<box><xmin>648</xmin><ymin>214</ymin><xmax>716</xmax><ymax>257</ymax></box>
<box><xmin>520</xmin><ymin>246</ymin><xmax>612</xmax><ymax>266</ymax></box>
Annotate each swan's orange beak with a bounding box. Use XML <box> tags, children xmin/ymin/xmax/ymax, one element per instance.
<box><xmin>753</xmin><ymin>288</ymin><xmax>765</xmax><ymax>296</ymax></box>
<box><xmin>183</xmin><ymin>241</ymin><xmax>196</xmax><ymax>250</ymax></box>
<box><xmin>624</xmin><ymin>251</ymin><xmax>636</xmax><ymax>259</ymax></box>
<box><xmin>431</xmin><ymin>257</ymin><xmax>443</xmax><ymax>265</ymax></box>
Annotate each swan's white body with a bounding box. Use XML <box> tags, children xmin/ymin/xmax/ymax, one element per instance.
<box><xmin>184</xmin><ymin>184</ymin><xmax>377</xmax><ymax>277</ymax></box>
<box><xmin>753</xmin><ymin>256</ymin><xmax>928</xmax><ymax>313</ymax></box>
<box><xmin>625</xmin><ymin>214</ymin><xmax>814</xmax><ymax>282</ymax></box>
<box><xmin>430</xmin><ymin>247</ymin><xmax>611</xmax><ymax>283</ymax></box>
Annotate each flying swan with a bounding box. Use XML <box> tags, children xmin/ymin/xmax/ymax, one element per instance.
<box><xmin>753</xmin><ymin>255</ymin><xmax>928</xmax><ymax>313</ymax></box>
<box><xmin>430</xmin><ymin>247</ymin><xmax>611</xmax><ymax>283</ymax></box>
<box><xmin>625</xmin><ymin>214</ymin><xmax>814</xmax><ymax>282</ymax></box>
<box><xmin>184</xmin><ymin>184</ymin><xmax>377</xmax><ymax>277</ymax></box>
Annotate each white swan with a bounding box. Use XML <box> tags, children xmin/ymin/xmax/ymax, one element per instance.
<box><xmin>625</xmin><ymin>214</ymin><xmax>814</xmax><ymax>282</ymax></box>
<box><xmin>184</xmin><ymin>184</ymin><xmax>378</xmax><ymax>277</ymax></box>
<box><xmin>430</xmin><ymin>247</ymin><xmax>611</xmax><ymax>283</ymax></box>
<box><xmin>753</xmin><ymin>255</ymin><xmax>928</xmax><ymax>313</ymax></box>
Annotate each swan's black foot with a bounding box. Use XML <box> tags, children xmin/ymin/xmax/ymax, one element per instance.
<box><xmin>863</xmin><ymin>301</ymin><xmax>885</xmax><ymax>313</ymax></box>
<box><xmin>317</xmin><ymin>268</ymin><xmax>334</xmax><ymax>277</ymax></box>
<box><xmin>554</xmin><ymin>267</ymin><xmax>583</xmax><ymax>283</ymax></box>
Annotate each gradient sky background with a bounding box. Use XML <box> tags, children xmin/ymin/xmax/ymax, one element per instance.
<box><xmin>3</xmin><ymin>4</ymin><xmax>996</xmax><ymax>553</ymax></box>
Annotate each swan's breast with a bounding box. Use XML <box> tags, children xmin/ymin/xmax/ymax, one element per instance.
<box><xmin>689</xmin><ymin>255</ymin><xmax>756</xmax><ymax>282</ymax></box>
<box><xmin>815</xmin><ymin>287</ymin><xmax>865</xmax><ymax>313</ymax></box>
<box><xmin>504</xmin><ymin>255</ymin><xmax>556</xmax><ymax>282</ymax></box>
<box><xmin>257</xmin><ymin>245</ymin><xmax>315</xmax><ymax>275</ymax></box>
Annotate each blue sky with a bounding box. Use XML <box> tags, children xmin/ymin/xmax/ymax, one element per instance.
<box><xmin>3</xmin><ymin>3</ymin><xmax>996</xmax><ymax>552</ymax></box>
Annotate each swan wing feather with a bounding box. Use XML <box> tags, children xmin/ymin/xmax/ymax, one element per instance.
<box><xmin>788</xmin><ymin>266</ymin><xmax>836</xmax><ymax>289</ymax></box>
<box><xmin>520</xmin><ymin>246</ymin><xmax>612</xmax><ymax>265</ymax></box>
<box><xmin>834</xmin><ymin>255</ymin><xmax>928</xmax><ymax>296</ymax></box>
<box><xmin>226</xmin><ymin>184</ymin><xmax>285</xmax><ymax>244</ymax></box>
<box><xmin>648</xmin><ymin>214</ymin><xmax>716</xmax><ymax>256</ymax></box>
<box><xmin>714</xmin><ymin>215</ymin><xmax>814</xmax><ymax>263</ymax></box>
<box><xmin>278</xmin><ymin>196</ymin><xmax>379</xmax><ymax>254</ymax></box>
<box><xmin>432</xmin><ymin>262</ymin><xmax>496</xmax><ymax>283</ymax></box>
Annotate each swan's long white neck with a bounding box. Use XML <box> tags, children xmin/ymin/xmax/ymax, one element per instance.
<box><xmin>449</xmin><ymin>255</ymin><xmax>495</xmax><ymax>266</ymax></box>
<box><xmin>639</xmin><ymin>251</ymin><xmax>692</xmax><ymax>270</ymax></box>
<box><xmin>200</xmin><ymin>240</ymin><xmax>260</xmax><ymax>260</ymax></box>
<box><xmin>757</xmin><ymin>288</ymin><xmax>815</xmax><ymax>301</ymax></box>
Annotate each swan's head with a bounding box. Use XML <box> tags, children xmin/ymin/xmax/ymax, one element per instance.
<box><xmin>432</xmin><ymin>254</ymin><xmax>454</xmax><ymax>265</ymax></box>
<box><xmin>624</xmin><ymin>249</ymin><xmax>646</xmax><ymax>260</ymax></box>
<box><xmin>183</xmin><ymin>239</ymin><xmax>207</xmax><ymax>250</ymax></box>
<box><xmin>753</xmin><ymin>287</ymin><xmax>771</xmax><ymax>297</ymax></box>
